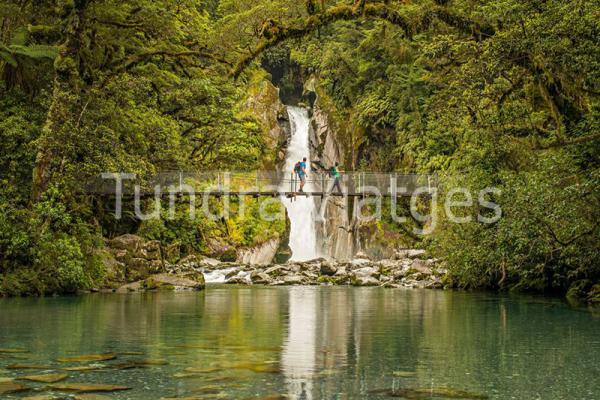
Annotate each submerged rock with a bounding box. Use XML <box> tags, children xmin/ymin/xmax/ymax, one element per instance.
<box><xmin>57</xmin><ymin>354</ymin><xmax>116</xmax><ymax>363</ymax></box>
<box><xmin>48</xmin><ymin>383</ymin><xmax>131</xmax><ymax>393</ymax></box>
<box><xmin>74</xmin><ymin>395</ymin><xmax>113</xmax><ymax>400</ymax></box>
<box><xmin>19</xmin><ymin>373</ymin><xmax>69</xmax><ymax>383</ymax></box>
<box><xmin>370</xmin><ymin>387</ymin><xmax>488</xmax><ymax>399</ymax></box>
<box><xmin>7</xmin><ymin>364</ymin><xmax>52</xmax><ymax>370</ymax></box>
<box><xmin>0</xmin><ymin>348</ymin><xmax>28</xmax><ymax>353</ymax></box>
<box><xmin>0</xmin><ymin>381</ymin><xmax>30</xmax><ymax>395</ymax></box>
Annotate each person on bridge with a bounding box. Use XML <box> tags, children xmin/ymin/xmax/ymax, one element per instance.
<box><xmin>329</xmin><ymin>162</ymin><xmax>343</xmax><ymax>194</ymax></box>
<box><xmin>295</xmin><ymin>157</ymin><xmax>308</xmax><ymax>193</ymax></box>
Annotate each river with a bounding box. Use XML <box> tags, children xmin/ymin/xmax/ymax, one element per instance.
<box><xmin>1</xmin><ymin>287</ymin><xmax>598</xmax><ymax>399</ymax></box>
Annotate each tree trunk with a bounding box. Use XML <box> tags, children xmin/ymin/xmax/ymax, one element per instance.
<box><xmin>32</xmin><ymin>1</ymin><xmax>88</xmax><ymax>200</ymax></box>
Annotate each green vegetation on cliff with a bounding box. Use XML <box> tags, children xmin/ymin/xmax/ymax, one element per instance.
<box><xmin>0</xmin><ymin>0</ymin><xmax>598</xmax><ymax>300</ymax></box>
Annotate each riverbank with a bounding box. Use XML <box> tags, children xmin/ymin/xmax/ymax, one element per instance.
<box><xmin>95</xmin><ymin>233</ymin><xmax>445</xmax><ymax>293</ymax></box>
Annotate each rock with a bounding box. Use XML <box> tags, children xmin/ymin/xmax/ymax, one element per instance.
<box><xmin>354</xmin><ymin>267</ymin><xmax>380</xmax><ymax>279</ymax></box>
<box><xmin>396</xmin><ymin>249</ymin><xmax>427</xmax><ymax>259</ymax></box>
<box><xmin>142</xmin><ymin>273</ymin><xmax>205</xmax><ymax>291</ymax></box>
<box><xmin>125</xmin><ymin>258</ymin><xmax>153</xmax><ymax>281</ymax></box>
<box><xmin>74</xmin><ymin>395</ymin><xmax>113</xmax><ymax>400</ymax></box>
<box><xmin>250</xmin><ymin>271</ymin><xmax>272</xmax><ymax>285</ymax></box>
<box><xmin>281</xmin><ymin>275</ymin><xmax>305</xmax><ymax>285</ymax></box>
<box><xmin>63</xmin><ymin>366</ymin><xmax>109</xmax><ymax>372</ymax></box>
<box><xmin>48</xmin><ymin>383</ymin><xmax>131</xmax><ymax>393</ymax></box>
<box><xmin>58</xmin><ymin>354</ymin><xmax>116</xmax><ymax>363</ymax></box>
<box><xmin>116</xmin><ymin>281</ymin><xmax>142</xmax><ymax>293</ymax></box>
<box><xmin>237</xmin><ymin>239</ymin><xmax>280</xmax><ymax>266</ymax></box>
<box><xmin>200</xmin><ymin>257</ymin><xmax>221</xmax><ymax>268</ymax></box>
<box><xmin>351</xmin><ymin>266</ymin><xmax>380</xmax><ymax>286</ymax></box>
<box><xmin>19</xmin><ymin>373</ymin><xmax>69</xmax><ymax>383</ymax></box>
<box><xmin>109</xmin><ymin>234</ymin><xmax>144</xmax><ymax>254</ymax></box>
<box><xmin>320</xmin><ymin>261</ymin><xmax>337</xmax><ymax>276</ymax></box>
<box><xmin>141</xmin><ymin>240</ymin><xmax>162</xmax><ymax>260</ymax></box>
<box><xmin>177</xmin><ymin>255</ymin><xmax>202</xmax><ymax>270</ymax></box>
<box><xmin>223</xmin><ymin>268</ymin><xmax>241</xmax><ymax>280</ymax></box>
<box><xmin>351</xmin><ymin>258</ymin><xmax>372</xmax><ymax>267</ymax></box>
<box><xmin>354</xmin><ymin>251</ymin><xmax>370</xmax><ymax>260</ymax></box>
<box><xmin>7</xmin><ymin>364</ymin><xmax>51</xmax><ymax>370</ymax></box>
<box><xmin>0</xmin><ymin>348</ymin><xmax>28</xmax><ymax>353</ymax></box>
<box><xmin>163</xmin><ymin>243</ymin><xmax>181</xmax><ymax>264</ymax></box>
<box><xmin>226</xmin><ymin>272</ymin><xmax>251</xmax><ymax>285</ymax></box>
<box><xmin>206</xmin><ymin>238</ymin><xmax>237</xmax><ymax>262</ymax></box>
<box><xmin>0</xmin><ymin>381</ymin><xmax>30</xmax><ymax>395</ymax></box>
<box><xmin>411</xmin><ymin>259</ymin><xmax>433</xmax><ymax>275</ymax></box>
<box><xmin>352</xmin><ymin>275</ymin><xmax>380</xmax><ymax>286</ymax></box>
<box><xmin>264</xmin><ymin>265</ymin><xmax>289</xmax><ymax>276</ymax></box>
<box><xmin>96</xmin><ymin>249</ymin><xmax>125</xmax><ymax>282</ymax></box>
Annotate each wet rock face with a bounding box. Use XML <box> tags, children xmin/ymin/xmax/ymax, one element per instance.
<box><xmin>106</xmin><ymin>235</ymin><xmax>166</xmax><ymax>283</ymax></box>
<box><xmin>103</xmin><ymin>235</ymin><xmax>205</xmax><ymax>292</ymax></box>
<box><xmin>198</xmin><ymin>249</ymin><xmax>446</xmax><ymax>290</ymax></box>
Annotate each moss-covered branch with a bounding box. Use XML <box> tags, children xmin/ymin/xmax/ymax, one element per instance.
<box><xmin>230</xmin><ymin>2</ymin><xmax>495</xmax><ymax>78</ymax></box>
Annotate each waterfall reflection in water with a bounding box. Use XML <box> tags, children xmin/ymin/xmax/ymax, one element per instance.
<box><xmin>0</xmin><ymin>287</ymin><xmax>599</xmax><ymax>399</ymax></box>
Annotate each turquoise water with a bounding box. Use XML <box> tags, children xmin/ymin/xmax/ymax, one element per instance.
<box><xmin>0</xmin><ymin>286</ymin><xmax>599</xmax><ymax>399</ymax></box>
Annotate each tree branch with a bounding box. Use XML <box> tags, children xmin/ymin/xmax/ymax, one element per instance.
<box><xmin>230</xmin><ymin>2</ymin><xmax>496</xmax><ymax>78</ymax></box>
<box><xmin>534</xmin><ymin>133</ymin><xmax>600</xmax><ymax>150</ymax></box>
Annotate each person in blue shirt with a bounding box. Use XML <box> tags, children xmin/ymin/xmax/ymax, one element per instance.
<box><xmin>295</xmin><ymin>157</ymin><xmax>308</xmax><ymax>193</ymax></box>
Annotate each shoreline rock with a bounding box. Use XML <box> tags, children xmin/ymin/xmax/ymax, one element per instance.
<box><xmin>193</xmin><ymin>249</ymin><xmax>446</xmax><ymax>290</ymax></box>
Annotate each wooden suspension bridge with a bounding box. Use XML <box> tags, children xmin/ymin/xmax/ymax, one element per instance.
<box><xmin>91</xmin><ymin>172</ymin><xmax>437</xmax><ymax>199</ymax></box>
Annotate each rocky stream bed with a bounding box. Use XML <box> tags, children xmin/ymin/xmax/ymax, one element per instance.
<box><xmin>99</xmin><ymin>235</ymin><xmax>446</xmax><ymax>293</ymax></box>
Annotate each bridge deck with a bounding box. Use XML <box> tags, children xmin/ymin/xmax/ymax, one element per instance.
<box><xmin>119</xmin><ymin>191</ymin><xmax>414</xmax><ymax>199</ymax></box>
<box><xmin>91</xmin><ymin>172</ymin><xmax>437</xmax><ymax>198</ymax></box>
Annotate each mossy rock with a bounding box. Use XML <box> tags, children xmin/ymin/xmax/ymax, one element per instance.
<box><xmin>318</xmin><ymin>276</ymin><xmax>336</xmax><ymax>284</ymax></box>
<box><xmin>588</xmin><ymin>284</ymin><xmax>600</xmax><ymax>305</ymax></box>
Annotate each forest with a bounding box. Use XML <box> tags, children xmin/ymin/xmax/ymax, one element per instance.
<box><xmin>0</xmin><ymin>0</ymin><xmax>598</xmax><ymax>302</ymax></box>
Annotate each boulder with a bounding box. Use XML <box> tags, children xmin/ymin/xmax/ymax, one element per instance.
<box><xmin>206</xmin><ymin>238</ymin><xmax>237</xmax><ymax>262</ymax></box>
<box><xmin>264</xmin><ymin>265</ymin><xmax>289</xmax><ymax>276</ymax></box>
<box><xmin>141</xmin><ymin>240</ymin><xmax>162</xmax><ymax>260</ymax></box>
<box><xmin>200</xmin><ymin>257</ymin><xmax>221</xmax><ymax>268</ymax></box>
<box><xmin>109</xmin><ymin>234</ymin><xmax>144</xmax><ymax>254</ymax></box>
<box><xmin>411</xmin><ymin>259</ymin><xmax>433</xmax><ymax>275</ymax></box>
<box><xmin>142</xmin><ymin>273</ymin><xmax>205</xmax><ymax>291</ymax></box>
<box><xmin>351</xmin><ymin>258</ymin><xmax>372</xmax><ymax>268</ymax></box>
<box><xmin>126</xmin><ymin>258</ymin><xmax>152</xmax><ymax>281</ymax></box>
<box><xmin>163</xmin><ymin>243</ymin><xmax>181</xmax><ymax>264</ymax></box>
<box><xmin>320</xmin><ymin>261</ymin><xmax>337</xmax><ymax>276</ymax></box>
<box><xmin>352</xmin><ymin>275</ymin><xmax>380</xmax><ymax>286</ymax></box>
<box><xmin>237</xmin><ymin>239</ymin><xmax>279</xmax><ymax>266</ymax></box>
<box><xmin>396</xmin><ymin>249</ymin><xmax>427</xmax><ymax>259</ymax></box>
<box><xmin>250</xmin><ymin>271</ymin><xmax>272</xmax><ymax>285</ymax></box>
<box><xmin>353</xmin><ymin>267</ymin><xmax>380</xmax><ymax>279</ymax></box>
<box><xmin>354</xmin><ymin>251</ymin><xmax>370</xmax><ymax>260</ymax></box>
<box><xmin>351</xmin><ymin>266</ymin><xmax>380</xmax><ymax>286</ymax></box>
<box><xmin>177</xmin><ymin>255</ymin><xmax>201</xmax><ymax>271</ymax></box>
<box><xmin>281</xmin><ymin>274</ymin><xmax>305</xmax><ymax>285</ymax></box>
<box><xmin>226</xmin><ymin>275</ymin><xmax>251</xmax><ymax>285</ymax></box>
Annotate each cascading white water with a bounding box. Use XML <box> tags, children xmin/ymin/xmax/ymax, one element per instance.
<box><xmin>281</xmin><ymin>106</ymin><xmax>319</xmax><ymax>261</ymax></box>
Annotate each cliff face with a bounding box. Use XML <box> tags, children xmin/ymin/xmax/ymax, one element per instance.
<box><xmin>238</xmin><ymin>72</ymin><xmax>292</xmax><ymax>264</ymax></box>
<box><xmin>305</xmin><ymin>78</ymin><xmax>357</xmax><ymax>261</ymax></box>
<box><xmin>244</xmin><ymin>71</ymin><xmax>291</xmax><ymax>170</ymax></box>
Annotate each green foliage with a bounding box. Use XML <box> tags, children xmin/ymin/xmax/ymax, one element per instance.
<box><xmin>0</xmin><ymin>0</ymin><xmax>598</xmax><ymax>301</ymax></box>
<box><xmin>279</xmin><ymin>0</ymin><xmax>600</xmax><ymax>299</ymax></box>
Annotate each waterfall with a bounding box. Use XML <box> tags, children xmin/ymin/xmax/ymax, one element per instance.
<box><xmin>281</xmin><ymin>106</ymin><xmax>319</xmax><ymax>261</ymax></box>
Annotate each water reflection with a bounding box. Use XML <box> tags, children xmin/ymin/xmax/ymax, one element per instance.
<box><xmin>0</xmin><ymin>287</ymin><xmax>598</xmax><ymax>399</ymax></box>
